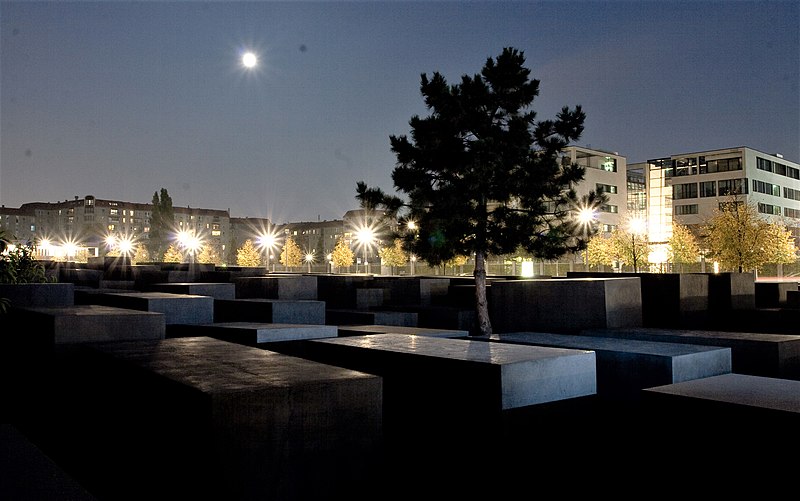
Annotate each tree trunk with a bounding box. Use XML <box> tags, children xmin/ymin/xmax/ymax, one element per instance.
<box><xmin>473</xmin><ymin>250</ymin><xmax>492</xmax><ymax>337</ymax></box>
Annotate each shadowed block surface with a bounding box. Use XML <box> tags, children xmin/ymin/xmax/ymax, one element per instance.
<box><xmin>90</xmin><ymin>292</ymin><xmax>214</xmax><ymax>325</ymax></box>
<box><xmin>325</xmin><ymin>309</ymin><xmax>418</xmax><ymax>327</ymax></box>
<box><xmin>232</xmin><ymin>275</ymin><xmax>317</xmax><ymax>300</ymax></box>
<box><xmin>489</xmin><ymin>331</ymin><xmax>731</xmax><ymax>399</ymax></box>
<box><xmin>489</xmin><ymin>277</ymin><xmax>643</xmax><ymax>333</ymax></box>
<box><xmin>336</xmin><ymin>324</ymin><xmax>468</xmax><ymax>338</ymax></box>
<box><xmin>581</xmin><ymin>327</ymin><xmax>800</xmax><ymax>380</ymax></box>
<box><xmin>147</xmin><ymin>282</ymin><xmax>236</xmax><ymax>300</ymax></box>
<box><xmin>38</xmin><ymin>337</ymin><xmax>383</xmax><ymax>501</ymax></box>
<box><xmin>0</xmin><ymin>283</ymin><xmax>75</xmax><ymax>308</ymax></box>
<box><xmin>280</xmin><ymin>333</ymin><xmax>596</xmax><ymax>411</ymax></box>
<box><xmin>13</xmin><ymin>305</ymin><xmax>165</xmax><ymax>344</ymax></box>
<box><xmin>169</xmin><ymin>322</ymin><xmax>337</xmax><ymax>345</ymax></box>
<box><xmin>214</xmin><ymin>298</ymin><xmax>325</xmax><ymax>324</ymax></box>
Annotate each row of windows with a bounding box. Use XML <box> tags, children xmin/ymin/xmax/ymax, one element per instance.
<box><xmin>757</xmin><ymin>157</ymin><xmax>800</xmax><ymax>179</ymax></box>
<box><xmin>786</xmin><ymin>208</ymin><xmax>800</xmax><ymax>219</ymax></box>
<box><xmin>752</xmin><ymin>179</ymin><xmax>781</xmax><ymax>197</ymax></box>
<box><xmin>758</xmin><ymin>203</ymin><xmax>782</xmax><ymax>216</ymax></box>
<box><xmin>785</xmin><ymin>187</ymin><xmax>800</xmax><ymax>201</ymax></box>
<box><xmin>596</xmin><ymin>183</ymin><xmax>618</xmax><ymax>194</ymax></box>
<box><xmin>675</xmin><ymin>204</ymin><xmax>698</xmax><ymax>215</ymax></box>
<box><xmin>600</xmin><ymin>204</ymin><xmax>618</xmax><ymax>213</ymax></box>
<box><xmin>666</xmin><ymin>156</ymin><xmax>743</xmax><ymax>177</ymax></box>
<box><xmin>673</xmin><ymin>178</ymin><xmax>748</xmax><ymax>199</ymax></box>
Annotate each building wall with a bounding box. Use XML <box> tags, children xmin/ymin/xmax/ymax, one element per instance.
<box><xmin>562</xmin><ymin>146</ymin><xmax>629</xmax><ymax>233</ymax></box>
<box><xmin>649</xmin><ymin>146</ymin><xmax>800</xmax><ymax>245</ymax></box>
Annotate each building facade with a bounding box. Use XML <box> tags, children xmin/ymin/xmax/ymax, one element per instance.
<box><xmin>639</xmin><ymin>146</ymin><xmax>800</xmax><ymax>248</ymax></box>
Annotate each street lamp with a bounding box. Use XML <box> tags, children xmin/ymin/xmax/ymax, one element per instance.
<box><xmin>258</xmin><ymin>232</ymin><xmax>278</xmax><ymax>273</ymax></box>
<box><xmin>305</xmin><ymin>252</ymin><xmax>315</xmax><ymax>273</ymax></box>
<box><xmin>578</xmin><ymin>207</ymin><xmax>596</xmax><ymax>266</ymax></box>
<box><xmin>177</xmin><ymin>230</ymin><xmax>202</xmax><ymax>264</ymax></box>
<box><xmin>355</xmin><ymin>226</ymin><xmax>376</xmax><ymax>274</ymax></box>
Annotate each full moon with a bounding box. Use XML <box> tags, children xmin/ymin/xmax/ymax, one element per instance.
<box><xmin>241</xmin><ymin>52</ymin><xmax>257</xmax><ymax>68</ymax></box>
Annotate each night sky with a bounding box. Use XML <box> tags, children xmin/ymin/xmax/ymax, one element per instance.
<box><xmin>1</xmin><ymin>0</ymin><xmax>797</xmax><ymax>223</ymax></box>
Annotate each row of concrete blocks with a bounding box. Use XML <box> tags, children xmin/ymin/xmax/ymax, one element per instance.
<box><xmin>12</xmin><ymin>325</ymin><xmax>800</xmax><ymax>499</ymax></box>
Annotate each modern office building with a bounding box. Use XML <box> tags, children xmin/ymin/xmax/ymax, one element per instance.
<box><xmin>632</xmin><ymin>146</ymin><xmax>800</xmax><ymax>251</ymax></box>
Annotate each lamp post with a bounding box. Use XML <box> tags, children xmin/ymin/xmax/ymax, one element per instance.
<box><xmin>355</xmin><ymin>226</ymin><xmax>375</xmax><ymax>274</ymax></box>
<box><xmin>305</xmin><ymin>252</ymin><xmax>314</xmax><ymax>273</ymax></box>
<box><xmin>258</xmin><ymin>233</ymin><xmax>277</xmax><ymax>273</ymax></box>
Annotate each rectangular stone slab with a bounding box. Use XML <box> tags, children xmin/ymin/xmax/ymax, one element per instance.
<box><xmin>490</xmin><ymin>331</ymin><xmax>731</xmax><ymax>399</ymax></box>
<box><xmin>279</xmin><ymin>333</ymin><xmax>596</xmax><ymax>411</ymax></box>
<box><xmin>580</xmin><ymin>327</ymin><xmax>800</xmax><ymax>380</ymax></box>
<box><xmin>58</xmin><ymin>337</ymin><xmax>383</xmax><ymax>500</ymax></box>
<box><xmin>169</xmin><ymin>322</ymin><xmax>337</xmax><ymax>345</ymax></box>
<box><xmin>336</xmin><ymin>324</ymin><xmax>468</xmax><ymax>338</ymax></box>
<box><xmin>91</xmin><ymin>292</ymin><xmax>214</xmax><ymax>325</ymax></box>
<box><xmin>146</xmin><ymin>282</ymin><xmax>236</xmax><ymax>300</ymax></box>
<box><xmin>214</xmin><ymin>298</ymin><xmax>325</xmax><ymax>324</ymax></box>
<box><xmin>13</xmin><ymin>304</ymin><xmax>165</xmax><ymax>344</ymax></box>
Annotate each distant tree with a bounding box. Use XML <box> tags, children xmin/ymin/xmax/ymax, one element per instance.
<box><xmin>106</xmin><ymin>248</ymin><xmax>121</xmax><ymax>258</ymax></box>
<box><xmin>331</xmin><ymin>237</ymin><xmax>354</xmax><ymax>272</ymax></box>
<box><xmin>668</xmin><ymin>223</ymin><xmax>700</xmax><ymax>271</ymax></box>
<box><xmin>133</xmin><ymin>244</ymin><xmax>149</xmax><ymax>264</ymax></box>
<box><xmin>356</xmin><ymin>47</ymin><xmax>599</xmax><ymax>336</ymax></box>
<box><xmin>236</xmin><ymin>239</ymin><xmax>262</xmax><ymax>267</ymax></box>
<box><xmin>704</xmin><ymin>199</ymin><xmax>796</xmax><ymax>272</ymax></box>
<box><xmin>162</xmin><ymin>244</ymin><xmax>183</xmax><ymax>263</ymax></box>
<box><xmin>378</xmin><ymin>239</ymin><xmax>408</xmax><ymax>274</ymax></box>
<box><xmin>443</xmin><ymin>254</ymin><xmax>469</xmax><ymax>275</ymax></box>
<box><xmin>197</xmin><ymin>244</ymin><xmax>220</xmax><ymax>265</ymax></box>
<box><xmin>586</xmin><ymin>234</ymin><xmax>617</xmax><ymax>268</ymax></box>
<box><xmin>610</xmin><ymin>225</ymin><xmax>650</xmax><ymax>272</ymax></box>
<box><xmin>280</xmin><ymin>236</ymin><xmax>303</xmax><ymax>270</ymax></box>
<box><xmin>148</xmin><ymin>188</ymin><xmax>174</xmax><ymax>260</ymax></box>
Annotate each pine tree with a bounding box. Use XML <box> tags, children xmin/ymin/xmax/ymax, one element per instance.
<box><xmin>356</xmin><ymin>47</ymin><xmax>598</xmax><ymax>335</ymax></box>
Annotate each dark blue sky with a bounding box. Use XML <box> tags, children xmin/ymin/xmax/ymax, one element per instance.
<box><xmin>1</xmin><ymin>1</ymin><xmax>798</xmax><ymax>223</ymax></box>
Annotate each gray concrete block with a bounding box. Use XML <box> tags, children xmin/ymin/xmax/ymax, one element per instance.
<box><xmin>336</xmin><ymin>324</ymin><xmax>469</xmax><ymax>338</ymax></box>
<box><xmin>566</xmin><ymin>272</ymin><xmax>709</xmax><ymax>328</ymax></box>
<box><xmin>699</xmin><ymin>272</ymin><xmax>755</xmax><ymax>310</ymax></box>
<box><xmin>368</xmin><ymin>277</ymin><xmax>451</xmax><ymax>306</ymax></box>
<box><xmin>316</xmin><ymin>275</ymin><xmax>375</xmax><ymax>308</ymax></box>
<box><xmin>325</xmin><ymin>309</ymin><xmax>418</xmax><ymax>327</ymax></box>
<box><xmin>642</xmin><ymin>373</ymin><xmax>800</xmax><ymax>430</ymax></box>
<box><xmin>91</xmin><ymin>292</ymin><xmax>214</xmax><ymax>325</ymax></box>
<box><xmin>489</xmin><ymin>277</ymin><xmax>643</xmax><ymax>333</ymax></box>
<box><xmin>0</xmin><ymin>283</ymin><xmax>75</xmax><ymax>308</ymax></box>
<box><xmin>490</xmin><ymin>331</ymin><xmax>731</xmax><ymax>400</ymax></box>
<box><xmin>275</xmin><ymin>333</ymin><xmax>596</xmax><ymax>411</ymax></box>
<box><xmin>580</xmin><ymin>327</ymin><xmax>800</xmax><ymax>380</ymax></box>
<box><xmin>214</xmin><ymin>298</ymin><xmax>325</xmax><ymax>324</ymax></box>
<box><xmin>755</xmin><ymin>281</ymin><xmax>799</xmax><ymax>308</ymax></box>
<box><xmin>233</xmin><ymin>275</ymin><xmax>317</xmax><ymax>300</ymax></box>
<box><xmin>170</xmin><ymin>322</ymin><xmax>338</xmax><ymax>345</ymax></box>
<box><xmin>13</xmin><ymin>305</ymin><xmax>165</xmax><ymax>344</ymax></box>
<box><xmin>56</xmin><ymin>337</ymin><xmax>382</xmax><ymax>500</ymax></box>
<box><xmin>147</xmin><ymin>282</ymin><xmax>236</xmax><ymax>300</ymax></box>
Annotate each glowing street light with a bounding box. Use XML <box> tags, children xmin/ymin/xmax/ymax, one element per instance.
<box><xmin>257</xmin><ymin>232</ymin><xmax>279</xmax><ymax>272</ymax></box>
<box><xmin>241</xmin><ymin>51</ymin><xmax>258</xmax><ymax>69</ymax></box>
<box><xmin>305</xmin><ymin>252</ymin><xmax>315</xmax><ymax>273</ymax></box>
<box><xmin>577</xmin><ymin>206</ymin><xmax>597</xmax><ymax>266</ymax></box>
<box><xmin>355</xmin><ymin>226</ymin><xmax>376</xmax><ymax>274</ymax></box>
<box><xmin>177</xmin><ymin>230</ymin><xmax>202</xmax><ymax>264</ymax></box>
